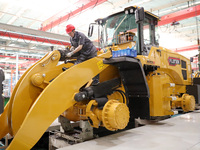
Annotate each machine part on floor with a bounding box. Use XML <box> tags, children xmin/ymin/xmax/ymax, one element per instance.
<box><xmin>0</xmin><ymin>69</ymin><xmax>4</xmax><ymax>114</ymax></box>
<box><xmin>54</xmin><ymin>131</ymin><xmax>82</xmax><ymax>144</ymax></box>
<box><xmin>79</xmin><ymin>120</ymin><xmax>94</xmax><ymax>141</ymax></box>
<box><xmin>58</xmin><ymin>116</ymin><xmax>73</xmax><ymax>132</ymax></box>
<box><xmin>59</xmin><ymin>116</ymin><xmax>94</xmax><ymax>141</ymax></box>
<box><xmin>49</xmin><ymin>134</ymin><xmax>70</xmax><ymax>150</ymax></box>
<box><xmin>0</xmin><ymin>5</ymin><xmax>200</xmax><ymax>149</ymax></box>
<box><xmin>49</xmin><ymin>120</ymin><xmax>94</xmax><ymax>149</ymax></box>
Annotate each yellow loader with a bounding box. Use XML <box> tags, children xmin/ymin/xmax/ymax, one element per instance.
<box><xmin>0</xmin><ymin>6</ymin><xmax>199</xmax><ymax>149</ymax></box>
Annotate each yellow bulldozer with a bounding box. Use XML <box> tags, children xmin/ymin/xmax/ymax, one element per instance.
<box><xmin>0</xmin><ymin>6</ymin><xmax>199</xmax><ymax>149</ymax></box>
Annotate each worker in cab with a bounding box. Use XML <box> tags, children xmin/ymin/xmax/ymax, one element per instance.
<box><xmin>65</xmin><ymin>24</ymin><xmax>97</xmax><ymax>65</ymax></box>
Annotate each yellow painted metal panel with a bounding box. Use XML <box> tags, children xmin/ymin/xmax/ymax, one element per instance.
<box><xmin>148</xmin><ymin>74</ymin><xmax>164</xmax><ymax>116</ymax></box>
<box><xmin>148</xmin><ymin>73</ymin><xmax>173</xmax><ymax>116</ymax></box>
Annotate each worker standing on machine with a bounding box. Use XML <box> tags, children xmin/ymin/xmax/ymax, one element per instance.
<box><xmin>65</xmin><ymin>24</ymin><xmax>99</xmax><ymax>85</ymax></box>
<box><xmin>65</xmin><ymin>24</ymin><xmax>97</xmax><ymax>65</ymax></box>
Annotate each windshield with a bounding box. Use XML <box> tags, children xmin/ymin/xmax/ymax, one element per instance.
<box><xmin>101</xmin><ymin>12</ymin><xmax>137</xmax><ymax>46</ymax></box>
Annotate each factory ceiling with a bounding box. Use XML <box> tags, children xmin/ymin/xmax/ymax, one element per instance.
<box><xmin>0</xmin><ymin>0</ymin><xmax>199</xmax><ymax>73</ymax></box>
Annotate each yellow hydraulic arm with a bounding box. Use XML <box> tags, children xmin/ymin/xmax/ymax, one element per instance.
<box><xmin>0</xmin><ymin>50</ymin><xmax>109</xmax><ymax>149</ymax></box>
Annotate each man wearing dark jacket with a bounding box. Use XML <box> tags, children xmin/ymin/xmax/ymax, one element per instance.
<box><xmin>66</xmin><ymin>24</ymin><xmax>97</xmax><ymax>65</ymax></box>
<box><xmin>0</xmin><ymin>69</ymin><xmax>4</xmax><ymax>114</ymax></box>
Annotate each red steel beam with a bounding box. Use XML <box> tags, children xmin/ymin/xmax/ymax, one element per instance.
<box><xmin>172</xmin><ymin>45</ymin><xmax>199</xmax><ymax>52</ymax></box>
<box><xmin>192</xmin><ymin>67</ymin><xmax>199</xmax><ymax>70</ymax></box>
<box><xmin>40</xmin><ymin>0</ymin><xmax>108</xmax><ymax>31</ymax></box>
<box><xmin>0</xmin><ymin>63</ymin><xmax>15</xmax><ymax>67</ymax></box>
<box><xmin>0</xmin><ymin>61</ymin><xmax>36</xmax><ymax>69</ymax></box>
<box><xmin>0</xmin><ymin>31</ymin><xmax>70</xmax><ymax>46</ymax></box>
<box><xmin>0</xmin><ymin>64</ymin><xmax>30</xmax><ymax>68</ymax></box>
<box><xmin>193</xmin><ymin>57</ymin><xmax>198</xmax><ymax>63</ymax></box>
<box><xmin>42</xmin><ymin>0</ymin><xmax>91</xmax><ymax>27</ymax></box>
<box><xmin>158</xmin><ymin>5</ymin><xmax>200</xmax><ymax>26</ymax></box>
<box><xmin>0</xmin><ymin>55</ymin><xmax>40</xmax><ymax>61</ymax></box>
<box><xmin>19</xmin><ymin>61</ymin><xmax>36</xmax><ymax>67</ymax></box>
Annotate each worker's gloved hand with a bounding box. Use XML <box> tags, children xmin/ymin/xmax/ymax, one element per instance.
<box><xmin>70</xmin><ymin>47</ymin><xmax>75</xmax><ymax>52</ymax></box>
<box><xmin>66</xmin><ymin>51</ymin><xmax>74</xmax><ymax>57</ymax></box>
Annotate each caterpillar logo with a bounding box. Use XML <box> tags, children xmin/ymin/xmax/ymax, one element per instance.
<box><xmin>168</xmin><ymin>57</ymin><xmax>180</xmax><ymax>66</ymax></box>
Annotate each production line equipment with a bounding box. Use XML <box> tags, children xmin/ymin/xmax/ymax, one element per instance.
<box><xmin>0</xmin><ymin>6</ymin><xmax>200</xmax><ymax>149</ymax></box>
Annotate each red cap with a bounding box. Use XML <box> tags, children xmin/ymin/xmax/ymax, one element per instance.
<box><xmin>66</xmin><ymin>24</ymin><xmax>75</xmax><ymax>33</ymax></box>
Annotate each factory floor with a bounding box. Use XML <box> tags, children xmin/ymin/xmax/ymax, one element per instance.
<box><xmin>58</xmin><ymin>110</ymin><xmax>200</xmax><ymax>150</ymax></box>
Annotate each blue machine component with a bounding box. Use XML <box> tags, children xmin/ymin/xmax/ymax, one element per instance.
<box><xmin>112</xmin><ymin>47</ymin><xmax>137</xmax><ymax>58</ymax></box>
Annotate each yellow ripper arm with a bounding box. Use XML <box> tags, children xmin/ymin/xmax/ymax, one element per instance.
<box><xmin>0</xmin><ymin>50</ymin><xmax>109</xmax><ymax>149</ymax></box>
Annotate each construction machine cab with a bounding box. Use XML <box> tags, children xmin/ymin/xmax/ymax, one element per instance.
<box><xmin>88</xmin><ymin>6</ymin><xmax>159</xmax><ymax>55</ymax></box>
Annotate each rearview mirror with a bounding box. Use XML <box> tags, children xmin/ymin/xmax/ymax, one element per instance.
<box><xmin>88</xmin><ymin>24</ymin><xmax>94</xmax><ymax>37</ymax></box>
<box><xmin>135</xmin><ymin>7</ymin><xmax>145</xmax><ymax>23</ymax></box>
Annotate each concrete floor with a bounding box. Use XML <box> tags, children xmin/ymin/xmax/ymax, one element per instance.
<box><xmin>58</xmin><ymin>110</ymin><xmax>200</xmax><ymax>150</ymax></box>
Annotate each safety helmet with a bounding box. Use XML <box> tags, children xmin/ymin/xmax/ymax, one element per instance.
<box><xmin>66</xmin><ymin>24</ymin><xmax>75</xmax><ymax>34</ymax></box>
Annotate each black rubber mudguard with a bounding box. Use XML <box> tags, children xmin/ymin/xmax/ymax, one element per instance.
<box><xmin>104</xmin><ymin>57</ymin><xmax>150</xmax><ymax>119</ymax></box>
